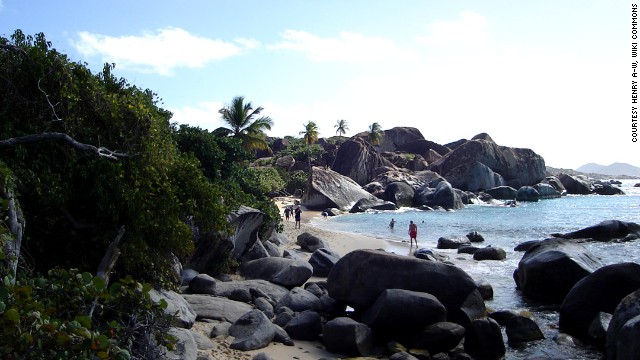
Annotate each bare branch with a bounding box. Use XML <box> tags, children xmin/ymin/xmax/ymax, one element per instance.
<box><xmin>38</xmin><ymin>79</ymin><xmax>62</xmax><ymax>121</ymax></box>
<box><xmin>1</xmin><ymin>188</ymin><xmax>25</xmax><ymax>285</ymax></box>
<box><xmin>96</xmin><ymin>225</ymin><xmax>126</xmax><ymax>281</ymax></box>
<box><xmin>0</xmin><ymin>132</ymin><xmax>128</xmax><ymax>159</ymax></box>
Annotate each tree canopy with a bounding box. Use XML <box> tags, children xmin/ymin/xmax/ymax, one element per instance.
<box><xmin>214</xmin><ymin>96</ymin><xmax>273</xmax><ymax>151</ymax></box>
<box><xmin>0</xmin><ymin>30</ymin><xmax>280</xmax><ymax>286</ymax></box>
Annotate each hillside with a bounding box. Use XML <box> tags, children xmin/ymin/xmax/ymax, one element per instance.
<box><xmin>576</xmin><ymin>162</ymin><xmax>640</xmax><ymax>177</ymax></box>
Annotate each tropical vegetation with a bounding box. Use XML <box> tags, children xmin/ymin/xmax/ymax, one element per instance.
<box><xmin>214</xmin><ymin>96</ymin><xmax>273</xmax><ymax>151</ymax></box>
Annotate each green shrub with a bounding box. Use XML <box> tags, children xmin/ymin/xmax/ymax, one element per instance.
<box><xmin>0</xmin><ymin>269</ymin><xmax>173</xmax><ymax>359</ymax></box>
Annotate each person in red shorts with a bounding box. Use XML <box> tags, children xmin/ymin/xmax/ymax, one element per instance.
<box><xmin>408</xmin><ymin>220</ymin><xmax>418</xmax><ymax>247</ymax></box>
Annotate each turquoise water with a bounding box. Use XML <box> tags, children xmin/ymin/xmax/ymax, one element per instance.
<box><xmin>310</xmin><ymin>180</ymin><xmax>640</xmax><ymax>359</ymax></box>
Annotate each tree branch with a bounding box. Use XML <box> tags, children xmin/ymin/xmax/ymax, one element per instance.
<box><xmin>0</xmin><ymin>132</ymin><xmax>127</xmax><ymax>159</ymax></box>
<box><xmin>1</xmin><ymin>187</ymin><xmax>25</xmax><ymax>285</ymax></box>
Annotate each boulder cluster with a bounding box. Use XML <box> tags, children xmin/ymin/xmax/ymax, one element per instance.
<box><xmin>294</xmin><ymin>128</ymin><xmax>625</xmax><ymax>213</ymax></box>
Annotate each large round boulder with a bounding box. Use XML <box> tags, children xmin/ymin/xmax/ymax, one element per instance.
<box><xmin>485</xmin><ymin>186</ymin><xmax>517</xmax><ymax>200</ymax></box>
<box><xmin>229</xmin><ymin>310</ymin><xmax>276</xmax><ymax>351</ymax></box>
<box><xmin>559</xmin><ymin>262</ymin><xmax>640</xmax><ymax>340</ymax></box>
<box><xmin>606</xmin><ymin>289</ymin><xmax>640</xmax><ymax>360</ymax></box>
<box><xmin>360</xmin><ymin>289</ymin><xmax>447</xmax><ymax>335</ymax></box>
<box><xmin>464</xmin><ymin>317</ymin><xmax>506</xmax><ymax>359</ymax></box>
<box><xmin>308</xmin><ymin>248</ymin><xmax>341</xmax><ymax>277</ymax></box>
<box><xmin>552</xmin><ymin>220</ymin><xmax>640</xmax><ymax>242</ymax></box>
<box><xmin>473</xmin><ymin>247</ymin><xmax>507</xmax><ymax>261</ymax></box>
<box><xmin>383</xmin><ymin>181</ymin><xmax>415</xmax><ymax>208</ymax></box>
<box><xmin>515</xmin><ymin>238</ymin><xmax>602</xmax><ymax>303</ymax></box>
<box><xmin>533</xmin><ymin>182</ymin><xmax>562</xmax><ymax>199</ymax></box>
<box><xmin>413</xmin><ymin>181</ymin><xmax>464</xmax><ymax>210</ymax></box>
<box><xmin>516</xmin><ymin>186</ymin><xmax>540</xmax><ymax>202</ymax></box>
<box><xmin>296</xmin><ymin>232</ymin><xmax>328</xmax><ymax>252</ymax></box>
<box><xmin>326</xmin><ymin>249</ymin><xmax>484</xmax><ymax>325</ymax></box>
<box><xmin>276</xmin><ymin>287</ymin><xmax>321</xmax><ymax>312</ymax></box>
<box><xmin>322</xmin><ymin>317</ymin><xmax>374</xmax><ymax>357</ymax></box>
<box><xmin>239</xmin><ymin>257</ymin><xmax>313</xmax><ymax>288</ymax></box>
<box><xmin>410</xmin><ymin>322</ymin><xmax>465</xmax><ymax>354</ymax></box>
<box><xmin>558</xmin><ymin>173</ymin><xmax>592</xmax><ymax>195</ymax></box>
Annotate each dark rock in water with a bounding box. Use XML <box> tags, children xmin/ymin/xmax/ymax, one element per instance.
<box><xmin>466</xmin><ymin>231</ymin><xmax>485</xmax><ymax>243</ymax></box>
<box><xmin>559</xmin><ymin>262</ymin><xmax>640</xmax><ymax>340</ymax></box>
<box><xmin>533</xmin><ymin>182</ymin><xmax>562</xmax><ymax>199</ymax></box>
<box><xmin>553</xmin><ymin>220</ymin><xmax>640</xmax><ymax>242</ymax></box>
<box><xmin>613</xmin><ymin>316</ymin><xmax>640</xmax><ymax>360</ymax></box>
<box><xmin>587</xmin><ymin>311</ymin><xmax>611</xmax><ymax>346</ymax></box>
<box><xmin>543</xmin><ymin>175</ymin><xmax>567</xmax><ymax>194</ymax></box>
<box><xmin>437</xmin><ymin>236</ymin><xmax>471</xmax><ymax>249</ymax></box>
<box><xmin>383</xmin><ymin>181</ymin><xmax>416</xmax><ymax>208</ymax></box>
<box><xmin>514</xmin><ymin>240</ymin><xmax>541</xmax><ymax>252</ymax></box>
<box><xmin>411</xmin><ymin>321</ymin><xmax>466</xmax><ymax>355</ymax></box>
<box><xmin>332</xmin><ymin>136</ymin><xmax>392</xmax><ymax>186</ymax></box>
<box><xmin>350</xmin><ymin>197</ymin><xmax>397</xmax><ymax>213</ymax></box>
<box><xmin>303</xmin><ymin>166</ymin><xmax>381</xmax><ymax>210</ymax></box>
<box><xmin>475</xmin><ymin>279</ymin><xmax>494</xmax><ymax>300</ymax></box>
<box><xmin>457</xmin><ymin>245</ymin><xmax>479</xmax><ymax>255</ymax></box>
<box><xmin>473</xmin><ymin>247</ymin><xmax>506</xmax><ymax>261</ymax></box>
<box><xmin>441</xmin><ymin>161</ymin><xmax>506</xmax><ymax>193</ymax></box>
<box><xmin>414</xmin><ymin>248</ymin><xmax>450</xmax><ymax>262</ymax></box>
<box><xmin>515</xmin><ymin>238</ymin><xmax>603</xmax><ymax>303</ymax></box>
<box><xmin>296</xmin><ymin>232</ymin><xmax>328</xmax><ymax>252</ymax></box>
<box><xmin>308</xmin><ymin>248</ymin><xmax>341</xmax><ymax>277</ymax></box>
<box><xmin>485</xmin><ymin>186</ymin><xmax>517</xmax><ymax>200</ymax></box>
<box><xmin>606</xmin><ymin>289</ymin><xmax>640</xmax><ymax>360</ymax></box>
<box><xmin>361</xmin><ymin>289</ymin><xmax>447</xmax><ymax>335</ymax></box>
<box><xmin>488</xmin><ymin>309</ymin><xmax>520</xmax><ymax>326</ymax></box>
<box><xmin>506</xmin><ymin>315</ymin><xmax>545</xmax><ymax>346</ymax></box>
<box><xmin>276</xmin><ymin>287</ymin><xmax>321</xmax><ymax>312</ymax></box>
<box><xmin>413</xmin><ymin>180</ymin><xmax>464</xmax><ymax>210</ymax></box>
<box><xmin>516</xmin><ymin>186</ymin><xmax>540</xmax><ymax>202</ymax></box>
<box><xmin>229</xmin><ymin>310</ymin><xmax>276</xmax><ymax>351</ymax></box>
<box><xmin>464</xmin><ymin>317</ymin><xmax>506</xmax><ymax>359</ymax></box>
<box><xmin>558</xmin><ymin>173</ymin><xmax>592</xmax><ymax>195</ymax></box>
<box><xmin>322</xmin><ymin>317</ymin><xmax>374</xmax><ymax>356</ymax></box>
<box><xmin>326</xmin><ymin>249</ymin><xmax>485</xmax><ymax>325</ymax></box>
<box><xmin>283</xmin><ymin>310</ymin><xmax>322</xmax><ymax>341</ymax></box>
<box><xmin>593</xmin><ymin>183</ymin><xmax>625</xmax><ymax>195</ymax></box>
<box><xmin>239</xmin><ymin>257</ymin><xmax>313</xmax><ymax>288</ymax></box>
<box><xmin>428</xmin><ymin>137</ymin><xmax>546</xmax><ymax>191</ymax></box>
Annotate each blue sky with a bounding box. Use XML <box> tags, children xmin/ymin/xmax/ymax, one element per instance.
<box><xmin>0</xmin><ymin>1</ymin><xmax>633</xmax><ymax>169</ymax></box>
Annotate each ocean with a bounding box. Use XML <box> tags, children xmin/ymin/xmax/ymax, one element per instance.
<box><xmin>310</xmin><ymin>180</ymin><xmax>640</xmax><ymax>359</ymax></box>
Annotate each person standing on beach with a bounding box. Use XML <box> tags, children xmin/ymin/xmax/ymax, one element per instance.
<box><xmin>284</xmin><ymin>207</ymin><xmax>291</xmax><ymax>221</ymax></box>
<box><xmin>408</xmin><ymin>220</ymin><xmax>418</xmax><ymax>247</ymax></box>
<box><xmin>294</xmin><ymin>206</ymin><xmax>302</xmax><ymax>229</ymax></box>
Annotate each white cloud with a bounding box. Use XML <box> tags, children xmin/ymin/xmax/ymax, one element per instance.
<box><xmin>169</xmin><ymin>101</ymin><xmax>224</xmax><ymax>131</ymax></box>
<box><xmin>71</xmin><ymin>27</ymin><xmax>253</xmax><ymax>76</ymax></box>
<box><xmin>416</xmin><ymin>11</ymin><xmax>489</xmax><ymax>46</ymax></box>
<box><xmin>268</xmin><ymin>29</ymin><xmax>415</xmax><ymax>65</ymax></box>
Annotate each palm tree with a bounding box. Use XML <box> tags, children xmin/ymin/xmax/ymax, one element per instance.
<box><xmin>300</xmin><ymin>121</ymin><xmax>319</xmax><ymax>189</ymax></box>
<box><xmin>214</xmin><ymin>96</ymin><xmax>273</xmax><ymax>151</ymax></box>
<box><xmin>368</xmin><ymin>122</ymin><xmax>383</xmax><ymax>145</ymax></box>
<box><xmin>334</xmin><ymin>119</ymin><xmax>349</xmax><ymax>138</ymax></box>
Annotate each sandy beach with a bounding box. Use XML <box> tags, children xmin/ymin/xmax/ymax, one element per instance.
<box><xmin>194</xmin><ymin>197</ymin><xmax>392</xmax><ymax>360</ymax></box>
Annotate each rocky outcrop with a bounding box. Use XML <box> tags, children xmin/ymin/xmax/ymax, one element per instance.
<box><xmin>558</xmin><ymin>173</ymin><xmax>592</xmax><ymax>195</ymax></box>
<box><xmin>437</xmin><ymin>161</ymin><xmax>506</xmax><ymax>192</ymax></box>
<box><xmin>428</xmin><ymin>137</ymin><xmax>545</xmax><ymax>191</ymax></box>
<box><xmin>227</xmin><ymin>206</ymin><xmax>265</xmax><ymax>260</ymax></box>
<box><xmin>302</xmin><ymin>166</ymin><xmax>379</xmax><ymax>211</ymax></box>
<box><xmin>397</xmin><ymin>139</ymin><xmax>451</xmax><ymax>158</ymax></box>
<box><xmin>559</xmin><ymin>262</ymin><xmax>640</xmax><ymax>340</ymax></box>
<box><xmin>485</xmin><ymin>186</ymin><xmax>516</xmax><ymax>200</ymax></box>
<box><xmin>326</xmin><ymin>249</ymin><xmax>485</xmax><ymax>325</ymax></box>
<box><xmin>376</xmin><ymin>127</ymin><xmax>426</xmax><ymax>153</ymax></box>
<box><xmin>533</xmin><ymin>183</ymin><xmax>562</xmax><ymax>199</ymax></box>
<box><xmin>349</xmin><ymin>197</ymin><xmax>397</xmax><ymax>213</ymax></box>
<box><xmin>331</xmin><ymin>137</ymin><xmax>392</xmax><ymax>186</ymax></box>
<box><xmin>552</xmin><ymin>220</ymin><xmax>640</xmax><ymax>242</ymax></box>
<box><xmin>514</xmin><ymin>238</ymin><xmax>603</xmax><ymax>303</ymax></box>
<box><xmin>413</xmin><ymin>180</ymin><xmax>464</xmax><ymax>210</ymax></box>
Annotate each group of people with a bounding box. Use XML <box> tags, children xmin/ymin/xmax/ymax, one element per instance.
<box><xmin>389</xmin><ymin>218</ymin><xmax>419</xmax><ymax>247</ymax></box>
<box><xmin>283</xmin><ymin>205</ymin><xmax>302</xmax><ymax>229</ymax></box>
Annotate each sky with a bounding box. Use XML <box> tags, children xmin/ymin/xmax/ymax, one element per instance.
<box><xmin>0</xmin><ymin>1</ymin><xmax>634</xmax><ymax>170</ymax></box>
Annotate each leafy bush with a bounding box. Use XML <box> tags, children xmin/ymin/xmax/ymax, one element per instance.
<box><xmin>275</xmin><ymin>138</ymin><xmax>324</xmax><ymax>162</ymax></box>
<box><xmin>281</xmin><ymin>170</ymin><xmax>308</xmax><ymax>195</ymax></box>
<box><xmin>0</xmin><ymin>269</ymin><xmax>173</xmax><ymax>359</ymax></box>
